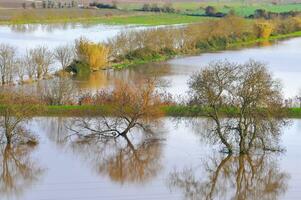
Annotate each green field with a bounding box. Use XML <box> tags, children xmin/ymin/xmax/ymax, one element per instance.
<box><xmin>118</xmin><ymin>2</ymin><xmax>301</xmax><ymax>17</ymax></box>
<box><xmin>0</xmin><ymin>8</ymin><xmax>210</xmax><ymax>25</ymax></box>
<box><xmin>92</xmin><ymin>13</ymin><xmax>210</xmax><ymax>26</ymax></box>
<box><xmin>1</xmin><ymin>1</ymin><xmax>301</xmax><ymax>25</ymax></box>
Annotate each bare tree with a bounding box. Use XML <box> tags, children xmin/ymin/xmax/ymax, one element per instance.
<box><xmin>54</xmin><ymin>45</ymin><xmax>74</xmax><ymax>70</ymax></box>
<box><xmin>22</xmin><ymin>50</ymin><xmax>37</xmax><ymax>81</ymax></box>
<box><xmin>0</xmin><ymin>92</ymin><xmax>42</xmax><ymax>145</ymax></box>
<box><xmin>40</xmin><ymin>78</ymin><xmax>75</xmax><ymax>105</ymax></box>
<box><xmin>15</xmin><ymin>58</ymin><xmax>25</xmax><ymax>84</ymax></box>
<box><xmin>0</xmin><ymin>44</ymin><xmax>16</xmax><ymax>85</ymax></box>
<box><xmin>30</xmin><ymin>46</ymin><xmax>53</xmax><ymax>79</ymax></box>
<box><xmin>69</xmin><ymin>79</ymin><xmax>165</xmax><ymax>141</ymax></box>
<box><xmin>188</xmin><ymin>60</ymin><xmax>286</xmax><ymax>154</ymax></box>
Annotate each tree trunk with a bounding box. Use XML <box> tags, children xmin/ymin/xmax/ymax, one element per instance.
<box><xmin>5</xmin><ymin>130</ymin><xmax>12</xmax><ymax>145</ymax></box>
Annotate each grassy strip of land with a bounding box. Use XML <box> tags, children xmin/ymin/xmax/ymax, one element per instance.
<box><xmin>1</xmin><ymin>105</ymin><xmax>301</xmax><ymax>118</ymax></box>
<box><xmin>111</xmin><ymin>30</ymin><xmax>301</xmax><ymax>70</ymax></box>
<box><xmin>0</xmin><ymin>9</ymin><xmax>210</xmax><ymax>25</ymax></box>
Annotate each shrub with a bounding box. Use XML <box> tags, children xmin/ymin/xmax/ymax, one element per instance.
<box><xmin>75</xmin><ymin>38</ymin><xmax>109</xmax><ymax>71</ymax></box>
<box><xmin>125</xmin><ymin>47</ymin><xmax>160</xmax><ymax>61</ymax></box>
<box><xmin>65</xmin><ymin>60</ymin><xmax>90</xmax><ymax>74</ymax></box>
<box><xmin>205</xmin><ymin>6</ymin><xmax>216</xmax><ymax>16</ymax></box>
<box><xmin>273</xmin><ymin>17</ymin><xmax>301</xmax><ymax>34</ymax></box>
<box><xmin>253</xmin><ymin>22</ymin><xmax>274</xmax><ymax>39</ymax></box>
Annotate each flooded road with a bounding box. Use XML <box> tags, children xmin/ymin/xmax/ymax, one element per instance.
<box><xmin>0</xmin><ymin>117</ymin><xmax>300</xmax><ymax>200</ymax></box>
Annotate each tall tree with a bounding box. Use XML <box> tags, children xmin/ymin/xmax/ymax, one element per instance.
<box><xmin>188</xmin><ymin>60</ymin><xmax>286</xmax><ymax>154</ymax></box>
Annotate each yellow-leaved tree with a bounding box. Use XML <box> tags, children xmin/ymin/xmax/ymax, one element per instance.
<box><xmin>75</xmin><ymin>38</ymin><xmax>109</xmax><ymax>71</ymax></box>
<box><xmin>253</xmin><ymin>21</ymin><xmax>274</xmax><ymax>39</ymax></box>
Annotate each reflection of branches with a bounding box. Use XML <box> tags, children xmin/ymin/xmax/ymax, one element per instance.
<box><xmin>169</xmin><ymin>153</ymin><xmax>288</xmax><ymax>200</ymax></box>
<box><xmin>67</xmin><ymin>117</ymin><xmax>156</xmax><ymax>141</ymax></box>
<box><xmin>0</xmin><ymin>144</ymin><xmax>44</xmax><ymax>198</ymax></box>
<box><xmin>190</xmin><ymin>118</ymin><xmax>286</xmax><ymax>154</ymax></box>
<box><xmin>41</xmin><ymin>116</ymin><xmax>164</xmax><ymax>184</ymax></box>
<box><xmin>71</xmin><ymin>134</ymin><xmax>164</xmax><ymax>184</ymax></box>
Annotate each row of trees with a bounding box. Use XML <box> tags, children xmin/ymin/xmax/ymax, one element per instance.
<box><xmin>140</xmin><ymin>3</ymin><xmax>177</xmax><ymax>13</ymax></box>
<box><xmin>0</xmin><ymin>38</ymin><xmax>109</xmax><ymax>85</ymax></box>
<box><xmin>0</xmin><ymin>44</ymin><xmax>74</xmax><ymax>85</ymax></box>
<box><xmin>22</xmin><ymin>0</ymin><xmax>79</xmax><ymax>9</ymax></box>
<box><xmin>106</xmin><ymin>15</ymin><xmax>301</xmax><ymax>63</ymax></box>
<box><xmin>2</xmin><ymin>15</ymin><xmax>300</xmax><ymax>85</ymax></box>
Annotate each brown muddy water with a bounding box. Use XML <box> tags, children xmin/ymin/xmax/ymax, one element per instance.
<box><xmin>0</xmin><ymin>117</ymin><xmax>301</xmax><ymax>200</ymax></box>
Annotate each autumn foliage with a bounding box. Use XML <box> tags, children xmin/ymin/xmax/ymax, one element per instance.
<box><xmin>75</xmin><ymin>38</ymin><xmax>109</xmax><ymax>71</ymax></box>
<box><xmin>253</xmin><ymin>21</ymin><xmax>274</xmax><ymax>39</ymax></box>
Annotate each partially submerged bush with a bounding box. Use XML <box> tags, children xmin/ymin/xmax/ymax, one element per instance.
<box><xmin>65</xmin><ymin>60</ymin><xmax>90</xmax><ymax>75</ymax></box>
<box><xmin>254</xmin><ymin>22</ymin><xmax>274</xmax><ymax>39</ymax></box>
<box><xmin>75</xmin><ymin>38</ymin><xmax>109</xmax><ymax>71</ymax></box>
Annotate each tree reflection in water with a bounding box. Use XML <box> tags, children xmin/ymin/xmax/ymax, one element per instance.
<box><xmin>0</xmin><ymin>143</ymin><xmax>44</xmax><ymax>199</ymax></box>
<box><xmin>43</xmin><ymin>117</ymin><xmax>165</xmax><ymax>184</ymax></box>
<box><xmin>169</xmin><ymin>153</ymin><xmax>289</xmax><ymax>200</ymax></box>
<box><xmin>71</xmin><ymin>135</ymin><xmax>164</xmax><ymax>184</ymax></box>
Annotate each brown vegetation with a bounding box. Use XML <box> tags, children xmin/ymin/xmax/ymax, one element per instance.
<box><xmin>69</xmin><ymin>79</ymin><xmax>166</xmax><ymax>140</ymax></box>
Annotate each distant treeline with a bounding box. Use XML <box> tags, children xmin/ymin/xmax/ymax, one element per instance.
<box><xmin>138</xmin><ymin>3</ymin><xmax>178</xmax><ymax>13</ymax></box>
<box><xmin>249</xmin><ymin>9</ymin><xmax>301</xmax><ymax>19</ymax></box>
<box><xmin>89</xmin><ymin>2</ymin><xmax>117</xmax><ymax>9</ymax></box>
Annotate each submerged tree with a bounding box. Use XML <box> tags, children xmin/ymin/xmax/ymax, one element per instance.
<box><xmin>0</xmin><ymin>44</ymin><xmax>16</xmax><ymax>85</ymax></box>
<box><xmin>40</xmin><ymin>78</ymin><xmax>75</xmax><ymax>105</ymax></box>
<box><xmin>0</xmin><ymin>92</ymin><xmax>42</xmax><ymax>145</ymax></box>
<box><xmin>54</xmin><ymin>45</ymin><xmax>74</xmax><ymax>70</ymax></box>
<box><xmin>69</xmin><ymin>79</ymin><xmax>165</xmax><ymax>141</ymax></box>
<box><xmin>188</xmin><ymin>60</ymin><xmax>287</xmax><ymax>154</ymax></box>
<box><xmin>29</xmin><ymin>46</ymin><xmax>53</xmax><ymax>79</ymax></box>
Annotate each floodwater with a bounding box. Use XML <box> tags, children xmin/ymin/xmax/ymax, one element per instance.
<box><xmin>0</xmin><ymin>117</ymin><xmax>300</xmax><ymax>200</ymax></box>
<box><xmin>1</xmin><ymin>24</ymin><xmax>301</xmax><ymax>98</ymax></box>
<box><xmin>0</xmin><ymin>23</ymin><xmax>147</xmax><ymax>53</ymax></box>
<box><xmin>70</xmin><ymin>37</ymin><xmax>301</xmax><ymax>98</ymax></box>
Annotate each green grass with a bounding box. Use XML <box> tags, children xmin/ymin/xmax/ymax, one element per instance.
<box><xmin>118</xmin><ymin>1</ymin><xmax>301</xmax><ymax>17</ymax></box>
<box><xmin>93</xmin><ymin>13</ymin><xmax>209</xmax><ymax>26</ymax></box>
<box><xmin>112</xmin><ymin>54</ymin><xmax>171</xmax><ymax>69</ymax></box>
<box><xmin>0</xmin><ymin>8</ymin><xmax>210</xmax><ymax>25</ymax></box>
<box><xmin>227</xmin><ymin>31</ymin><xmax>301</xmax><ymax>49</ymax></box>
<box><xmin>2</xmin><ymin>104</ymin><xmax>301</xmax><ymax>118</ymax></box>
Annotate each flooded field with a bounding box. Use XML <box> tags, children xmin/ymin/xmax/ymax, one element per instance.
<box><xmin>0</xmin><ymin>117</ymin><xmax>300</xmax><ymax>200</ymax></box>
<box><xmin>0</xmin><ymin>23</ymin><xmax>146</xmax><ymax>53</ymax></box>
<box><xmin>1</xmin><ymin>23</ymin><xmax>301</xmax><ymax>200</ymax></box>
<box><xmin>1</xmin><ymin>23</ymin><xmax>301</xmax><ymax>98</ymax></box>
